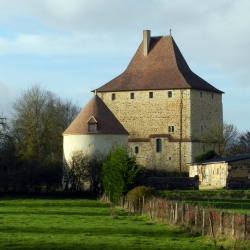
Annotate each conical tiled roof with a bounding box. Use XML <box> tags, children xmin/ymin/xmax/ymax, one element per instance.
<box><xmin>63</xmin><ymin>95</ymin><xmax>128</xmax><ymax>135</ymax></box>
<box><xmin>96</xmin><ymin>36</ymin><xmax>223</xmax><ymax>93</ymax></box>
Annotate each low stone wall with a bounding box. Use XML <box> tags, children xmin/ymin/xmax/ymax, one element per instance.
<box><xmin>147</xmin><ymin>176</ymin><xmax>199</xmax><ymax>190</ymax></box>
<box><xmin>227</xmin><ymin>178</ymin><xmax>250</xmax><ymax>190</ymax></box>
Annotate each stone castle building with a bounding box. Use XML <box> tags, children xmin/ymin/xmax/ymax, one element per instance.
<box><xmin>63</xmin><ymin>30</ymin><xmax>223</xmax><ymax>172</ymax></box>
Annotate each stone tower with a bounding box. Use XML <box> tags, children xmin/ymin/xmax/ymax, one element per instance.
<box><xmin>63</xmin><ymin>95</ymin><xmax>128</xmax><ymax>166</ymax></box>
<box><xmin>95</xmin><ymin>30</ymin><xmax>223</xmax><ymax>172</ymax></box>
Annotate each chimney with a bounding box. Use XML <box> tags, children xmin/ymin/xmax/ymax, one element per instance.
<box><xmin>143</xmin><ymin>30</ymin><xmax>151</xmax><ymax>56</ymax></box>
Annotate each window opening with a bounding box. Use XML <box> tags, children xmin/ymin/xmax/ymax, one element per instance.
<box><xmin>200</xmin><ymin>125</ymin><xmax>204</xmax><ymax>133</ymax></box>
<box><xmin>149</xmin><ymin>92</ymin><xmax>153</xmax><ymax>98</ymax></box>
<box><xmin>88</xmin><ymin>123</ymin><xmax>97</xmax><ymax>132</ymax></box>
<box><xmin>156</xmin><ymin>139</ymin><xmax>162</xmax><ymax>152</ymax></box>
<box><xmin>168</xmin><ymin>126</ymin><xmax>174</xmax><ymax>133</ymax></box>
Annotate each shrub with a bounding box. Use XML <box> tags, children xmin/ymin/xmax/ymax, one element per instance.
<box><xmin>126</xmin><ymin>186</ymin><xmax>157</xmax><ymax>212</ymax></box>
<box><xmin>102</xmin><ymin>146</ymin><xmax>141</xmax><ymax>204</ymax></box>
<box><xmin>195</xmin><ymin>150</ymin><xmax>217</xmax><ymax>162</ymax></box>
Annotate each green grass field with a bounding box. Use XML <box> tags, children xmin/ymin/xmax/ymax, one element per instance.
<box><xmin>160</xmin><ymin>190</ymin><xmax>250</xmax><ymax>214</ymax></box>
<box><xmin>0</xmin><ymin>197</ymin><xmax>241</xmax><ymax>250</ymax></box>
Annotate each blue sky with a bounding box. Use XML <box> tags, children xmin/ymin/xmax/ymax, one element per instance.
<box><xmin>0</xmin><ymin>0</ymin><xmax>250</xmax><ymax>132</ymax></box>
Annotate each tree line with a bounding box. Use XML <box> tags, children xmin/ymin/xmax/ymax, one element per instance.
<box><xmin>0</xmin><ymin>84</ymin><xmax>80</xmax><ymax>193</ymax></box>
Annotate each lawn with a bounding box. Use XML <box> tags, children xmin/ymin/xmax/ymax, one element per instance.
<box><xmin>0</xmin><ymin>197</ymin><xmax>238</xmax><ymax>250</ymax></box>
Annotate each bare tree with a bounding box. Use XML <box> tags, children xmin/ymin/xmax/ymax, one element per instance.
<box><xmin>202</xmin><ymin>123</ymin><xmax>238</xmax><ymax>156</ymax></box>
<box><xmin>63</xmin><ymin>151</ymin><xmax>104</xmax><ymax>195</ymax></box>
<box><xmin>229</xmin><ymin>131</ymin><xmax>250</xmax><ymax>155</ymax></box>
<box><xmin>10</xmin><ymin>83</ymin><xmax>80</xmax><ymax>191</ymax></box>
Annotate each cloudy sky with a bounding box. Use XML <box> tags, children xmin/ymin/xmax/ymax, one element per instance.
<box><xmin>0</xmin><ymin>0</ymin><xmax>249</xmax><ymax>131</ymax></box>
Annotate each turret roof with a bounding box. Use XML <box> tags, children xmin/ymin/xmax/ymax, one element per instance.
<box><xmin>63</xmin><ymin>95</ymin><xmax>128</xmax><ymax>135</ymax></box>
<box><xmin>96</xmin><ymin>35</ymin><xmax>223</xmax><ymax>93</ymax></box>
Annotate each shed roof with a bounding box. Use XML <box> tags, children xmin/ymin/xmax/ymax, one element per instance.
<box><xmin>63</xmin><ymin>95</ymin><xmax>128</xmax><ymax>135</ymax></box>
<box><xmin>96</xmin><ymin>34</ymin><xmax>223</xmax><ymax>93</ymax></box>
<box><xmin>190</xmin><ymin>154</ymin><xmax>250</xmax><ymax>165</ymax></box>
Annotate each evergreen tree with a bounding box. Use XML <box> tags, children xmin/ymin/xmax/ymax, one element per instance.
<box><xmin>102</xmin><ymin>146</ymin><xmax>140</xmax><ymax>204</ymax></box>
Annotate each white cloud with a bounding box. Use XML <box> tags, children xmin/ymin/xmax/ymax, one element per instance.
<box><xmin>0</xmin><ymin>0</ymin><xmax>249</xmax><ymax>69</ymax></box>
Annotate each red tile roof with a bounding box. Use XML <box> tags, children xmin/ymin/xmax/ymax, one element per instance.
<box><xmin>63</xmin><ymin>95</ymin><xmax>129</xmax><ymax>135</ymax></box>
<box><xmin>96</xmin><ymin>36</ymin><xmax>223</xmax><ymax>93</ymax></box>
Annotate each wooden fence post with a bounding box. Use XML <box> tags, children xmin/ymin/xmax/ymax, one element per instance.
<box><xmin>209</xmin><ymin>212</ymin><xmax>215</xmax><ymax>239</ymax></box>
<box><xmin>174</xmin><ymin>202</ymin><xmax>178</xmax><ymax>224</ymax></box>
<box><xmin>138</xmin><ymin>197</ymin><xmax>141</xmax><ymax>214</ymax></box>
<box><xmin>142</xmin><ymin>196</ymin><xmax>145</xmax><ymax>214</ymax></box>
<box><xmin>182</xmin><ymin>203</ymin><xmax>185</xmax><ymax>224</ymax></box>
<box><xmin>186</xmin><ymin>204</ymin><xmax>189</xmax><ymax>225</ymax></box>
<box><xmin>220</xmin><ymin>212</ymin><xmax>224</xmax><ymax>235</ymax></box>
<box><xmin>150</xmin><ymin>200</ymin><xmax>152</xmax><ymax>219</ymax></box>
<box><xmin>170</xmin><ymin>203</ymin><xmax>173</xmax><ymax>224</ymax></box>
<box><xmin>195</xmin><ymin>206</ymin><xmax>198</xmax><ymax>230</ymax></box>
<box><xmin>152</xmin><ymin>199</ymin><xmax>155</xmax><ymax>219</ymax></box>
<box><xmin>202</xmin><ymin>209</ymin><xmax>206</xmax><ymax>236</ymax></box>
<box><xmin>231</xmin><ymin>213</ymin><xmax>235</xmax><ymax>237</ymax></box>
<box><xmin>166</xmin><ymin>201</ymin><xmax>170</xmax><ymax>223</ymax></box>
<box><xmin>244</xmin><ymin>214</ymin><xmax>247</xmax><ymax>241</ymax></box>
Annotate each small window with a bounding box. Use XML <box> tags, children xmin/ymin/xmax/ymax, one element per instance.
<box><xmin>169</xmin><ymin>157</ymin><xmax>171</xmax><ymax>161</ymax></box>
<box><xmin>156</xmin><ymin>139</ymin><xmax>162</xmax><ymax>152</ymax></box>
<box><xmin>130</xmin><ymin>93</ymin><xmax>135</xmax><ymax>99</ymax></box>
<box><xmin>211</xmin><ymin>93</ymin><xmax>214</xmax><ymax>99</ymax></box>
<box><xmin>168</xmin><ymin>91</ymin><xmax>172</xmax><ymax>98</ymax></box>
<box><xmin>200</xmin><ymin>125</ymin><xmax>204</xmax><ymax>133</ymax></box>
<box><xmin>111</xmin><ymin>93</ymin><xmax>116</xmax><ymax>100</ymax></box>
<box><xmin>168</xmin><ymin>126</ymin><xmax>174</xmax><ymax>133</ymax></box>
<box><xmin>88</xmin><ymin>123</ymin><xmax>97</xmax><ymax>132</ymax></box>
<box><xmin>135</xmin><ymin>146</ymin><xmax>139</xmax><ymax>154</ymax></box>
<box><xmin>200</xmin><ymin>91</ymin><xmax>203</xmax><ymax>98</ymax></box>
<box><xmin>149</xmin><ymin>92</ymin><xmax>154</xmax><ymax>98</ymax></box>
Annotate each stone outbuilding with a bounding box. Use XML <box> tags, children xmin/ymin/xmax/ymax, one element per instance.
<box><xmin>189</xmin><ymin>154</ymin><xmax>250</xmax><ymax>189</ymax></box>
<box><xmin>63</xmin><ymin>95</ymin><xmax>129</xmax><ymax>166</ymax></box>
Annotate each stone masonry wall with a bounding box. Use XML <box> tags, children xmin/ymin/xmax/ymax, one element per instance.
<box><xmin>190</xmin><ymin>90</ymin><xmax>223</xmax><ymax>161</ymax></box>
<box><xmin>190</xmin><ymin>90</ymin><xmax>223</xmax><ymax>140</ymax></box>
<box><xmin>98</xmin><ymin>89</ymin><xmax>190</xmax><ymax>139</ymax></box>
<box><xmin>98</xmin><ymin>89</ymin><xmax>223</xmax><ymax>172</ymax></box>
